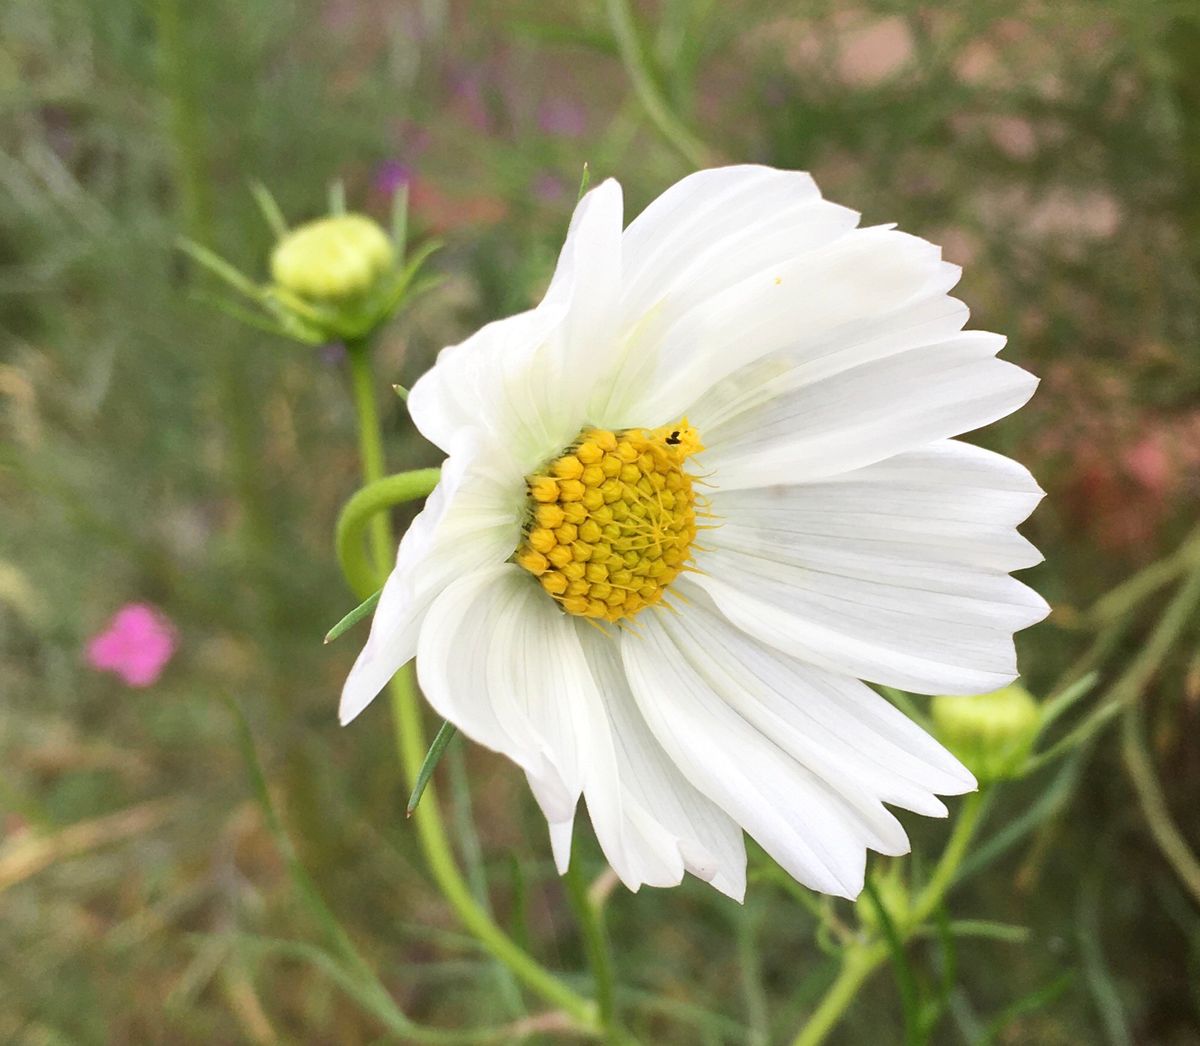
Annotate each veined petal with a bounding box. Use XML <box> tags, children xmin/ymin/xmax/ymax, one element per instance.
<box><xmin>338</xmin><ymin>443</ymin><xmax>523</xmax><ymax>725</ymax></box>
<box><xmin>700</xmin><ymin>333</ymin><xmax>1037</xmax><ymax>490</ymax></box>
<box><xmin>665</xmin><ymin>586</ymin><xmax>975</xmax><ymax>810</ymax></box>
<box><xmin>577</xmin><ymin>625</ymin><xmax>747</xmax><ymax>899</ymax></box>
<box><xmin>408</xmin><ymin>180</ymin><xmax>624</xmax><ymax>467</ymax></box>
<box><xmin>609</xmin><ymin>225</ymin><xmax>959</xmax><ymax>429</ymax></box>
<box><xmin>416</xmin><ymin>563</ymin><xmax>591</xmax><ymax>823</ymax></box>
<box><xmin>622</xmin><ymin>605</ymin><xmax>934</xmax><ymax>898</ymax></box>
<box><xmin>692</xmin><ymin>442</ymin><xmax>1048</xmax><ymax>696</ymax></box>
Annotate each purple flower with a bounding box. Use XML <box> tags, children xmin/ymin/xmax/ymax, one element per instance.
<box><xmin>374</xmin><ymin>160</ymin><xmax>413</xmax><ymax>196</ymax></box>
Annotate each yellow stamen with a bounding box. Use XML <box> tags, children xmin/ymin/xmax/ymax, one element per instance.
<box><xmin>515</xmin><ymin>420</ymin><xmax>705</xmax><ymax>622</ymax></box>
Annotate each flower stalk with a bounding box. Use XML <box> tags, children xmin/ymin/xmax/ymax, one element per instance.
<box><xmin>791</xmin><ymin>791</ymin><xmax>988</xmax><ymax>1046</ymax></box>
<box><xmin>341</xmin><ymin>338</ymin><xmax>601</xmax><ymax>1035</ymax></box>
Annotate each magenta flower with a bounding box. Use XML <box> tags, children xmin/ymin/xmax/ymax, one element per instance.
<box><xmin>86</xmin><ymin>604</ymin><xmax>177</xmax><ymax>687</ymax></box>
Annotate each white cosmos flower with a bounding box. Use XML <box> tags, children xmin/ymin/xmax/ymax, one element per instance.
<box><xmin>341</xmin><ymin>165</ymin><xmax>1048</xmax><ymax>901</ymax></box>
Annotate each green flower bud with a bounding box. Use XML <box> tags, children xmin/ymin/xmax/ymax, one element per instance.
<box><xmin>270</xmin><ymin>214</ymin><xmax>394</xmax><ymax>302</ymax></box>
<box><xmin>931</xmin><ymin>684</ymin><xmax>1041</xmax><ymax>784</ymax></box>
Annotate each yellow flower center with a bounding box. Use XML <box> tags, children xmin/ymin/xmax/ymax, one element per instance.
<box><xmin>514</xmin><ymin>421</ymin><xmax>705</xmax><ymax>622</ymax></box>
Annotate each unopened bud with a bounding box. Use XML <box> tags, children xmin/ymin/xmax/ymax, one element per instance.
<box><xmin>270</xmin><ymin>214</ymin><xmax>394</xmax><ymax>302</ymax></box>
<box><xmin>931</xmin><ymin>684</ymin><xmax>1041</xmax><ymax>784</ymax></box>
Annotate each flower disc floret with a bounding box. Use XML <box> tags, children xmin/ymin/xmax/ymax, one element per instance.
<box><xmin>515</xmin><ymin>421</ymin><xmax>704</xmax><ymax>622</ymax></box>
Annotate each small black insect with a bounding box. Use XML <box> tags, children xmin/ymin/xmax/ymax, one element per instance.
<box><xmin>665</xmin><ymin>430</ymin><xmax>682</xmax><ymax>445</ymax></box>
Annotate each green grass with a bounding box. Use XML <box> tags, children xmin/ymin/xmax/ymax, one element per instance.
<box><xmin>3</xmin><ymin>0</ymin><xmax>1200</xmax><ymax>1042</ymax></box>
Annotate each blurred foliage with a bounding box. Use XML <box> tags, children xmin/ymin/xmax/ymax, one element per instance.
<box><xmin>2</xmin><ymin>0</ymin><xmax>1200</xmax><ymax>1042</ymax></box>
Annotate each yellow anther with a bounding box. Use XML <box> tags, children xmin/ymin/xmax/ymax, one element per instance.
<box><xmin>541</xmin><ymin>572</ymin><xmax>568</xmax><ymax>596</ymax></box>
<box><xmin>552</xmin><ymin>455</ymin><xmax>584</xmax><ymax>481</ymax></box>
<box><xmin>559</xmin><ymin>479</ymin><xmax>585</xmax><ymax>502</ymax></box>
<box><xmin>516</xmin><ymin>549</ymin><xmax>549</xmax><ymax>575</ymax></box>
<box><xmin>529</xmin><ymin>476</ymin><xmax>559</xmax><ymax>503</ymax></box>
<box><xmin>513</xmin><ymin>420</ymin><xmax>704</xmax><ymax>622</ymax></box>
<box><xmin>576</xmin><ymin>441</ymin><xmax>603</xmax><ymax>465</ymax></box>
<box><xmin>535</xmin><ymin>504</ymin><xmax>565</xmax><ymax>529</ymax></box>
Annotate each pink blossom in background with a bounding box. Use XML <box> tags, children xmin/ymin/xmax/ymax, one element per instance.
<box><xmin>86</xmin><ymin>604</ymin><xmax>176</xmax><ymax>687</ymax></box>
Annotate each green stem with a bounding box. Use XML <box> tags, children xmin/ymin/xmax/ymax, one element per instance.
<box><xmin>1118</xmin><ymin>563</ymin><xmax>1200</xmax><ymax>908</ymax></box>
<box><xmin>791</xmin><ymin>792</ymin><xmax>988</xmax><ymax>1046</ymax></box>
<box><xmin>346</xmin><ymin>340</ymin><xmax>395</xmax><ymax>577</ymax></box>
<box><xmin>343</xmin><ymin>343</ymin><xmax>600</xmax><ymax>1033</ymax></box>
<box><xmin>564</xmin><ymin>837</ymin><xmax>619</xmax><ymax>1039</ymax></box>
<box><xmin>335</xmin><ymin>470</ymin><xmax>440</xmax><ymax>600</ymax></box>
<box><xmin>604</xmin><ymin>0</ymin><xmax>713</xmax><ymax>169</ymax></box>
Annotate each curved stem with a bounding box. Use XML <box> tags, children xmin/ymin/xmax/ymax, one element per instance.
<box><xmin>342</xmin><ymin>343</ymin><xmax>600</xmax><ymax>1033</ymax></box>
<box><xmin>335</xmin><ymin>470</ymin><xmax>440</xmax><ymax>599</ymax></box>
<box><xmin>604</xmin><ymin>0</ymin><xmax>713</xmax><ymax>169</ymax></box>
<box><xmin>791</xmin><ymin>792</ymin><xmax>988</xmax><ymax>1046</ymax></box>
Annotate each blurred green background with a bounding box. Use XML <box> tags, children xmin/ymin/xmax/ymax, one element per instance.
<box><xmin>4</xmin><ymin>1</ymin><xmax>1200</xmax><ymax>1042</ymax></box>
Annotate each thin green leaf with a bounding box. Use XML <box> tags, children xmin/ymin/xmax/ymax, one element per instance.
<box><xmin>577</xmin><ymin>162</ymin><xmax>591</xmax><ymax>202</ymax></box>
<box><xmin>1078</xmin><ymin>864</ymin><xmax>1132</xmax><ymax>1046</ymax></box>
<box><xmin>1038</xmin><ymin>670</ymin><xmax>1101</xmax><ymax>731</ymax></box>
<box><xmin>980</xmin><ymin>972</ymin><xmax>1074</xmax><ymax>1045</ymax></box>
<box><xmin>187</xmin><ymin>290</ymin><xmax>289</xmax><ymax>338</ymax></box>
<box><xmin>924</xmin><ymin>904</ymin><xmax>956</xmax><ymax>1040</ymax></box>
<box><xmin>1023</xmin><ymin>698</ymin><xmax>1123</xmax><ymax>774</ymax></box>
<box><xmin>177</xmin><ymin>238</ymin><xmax>263</xmax><ymax>299</ymax></box>
<box><xmin>368</xmin><ymin>239</ymin><xmax>442</xmax><ymax>327</ymax></box>
<box><xmin>250</xmin><ymin>180</ymin><xmax>288</xmax><ymax>239</ymax></box>
<box><xmin>406</xmin><ymin>720</ymin><xmax>458</xmax><ymax>817</ymax></box>
<box><xmin>390</xmin><ymin>182</ymin><xmax>410</xmax><ymax>263</ymax></box>
<box><xmin>863</xmin><ymin>877</ymin><xmax>923</xmax><ymax>1046</ymax></box>
<box><xmin>943</xmin><ymin>920</ymin><xmax>1030</xmax><ymax>944</ymax></box>
<box><xmin>958</xmin><ymin>751</ymin><xmax>1082</xmax><ymax>882</ymax></box>
<box><xmin>230</xmin><ymin>934</ymin><xmax>529</xmax><ymax>1043</ymax></box>
<box><xmin>324</xmin><ymin>589</ymin><xmax>381</xmax><ymax>644</ymax></box>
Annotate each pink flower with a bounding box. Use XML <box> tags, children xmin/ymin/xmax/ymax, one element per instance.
<box><xmin>86</xmin><ymin>604</ymin><xmax>177</xmax><ymax>688</ymax></box>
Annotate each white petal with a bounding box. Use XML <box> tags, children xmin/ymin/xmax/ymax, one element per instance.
<box><xmin>577</xmin><ymin>625</ymin><xmax>747</xmax><ymax>899</ymax></box>
<box><xmin>407</xmin><ymin>179</ymin><xmax>624</xmax><ymax>467</ymax></box>
<box><xmin>416</xmin><ymin>563</ymin><xmax>599</xmax><ymax>824</ymax></box>
<box><xmin>607</xmin><ymin>223</ymin><xmax>958</xmax><ymax>429</ymax></box>
<box><xmin>339</xmin><ymin>443</ymin><xmax>523</xmax><ymax>724</ymax></box>
<box><xmin>664</xmin><ymin>586</ymin><xmax>974</xmax><ymax>809</ymax></box>
<box><xmin>700</xmin><ymin>332</ymin><xmax>1037</xmax><ymax>490</ymax></box>
<box><xmin>620</xmin><ymin>166</ymin><xmax>854</xmax><ymax>329</ymax></box>
<box><xmin>687</xmin><ymin>285</ymin><xmax>969</xmax><ymax>435</ymax></box>
<box><xmin>621</xmin><ymin>602</ymin><xmax>954</xmax><ymax>898</ymax></box>
<box><xmin>692</xmin><ymin>443</ymin><xmax>1049</xmax><ymax>696</ymax></box>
